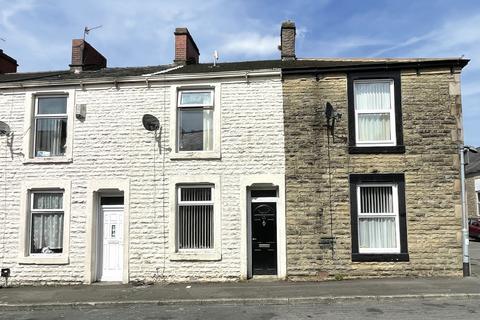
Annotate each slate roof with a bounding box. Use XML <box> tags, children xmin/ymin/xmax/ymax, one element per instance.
<box><xmin>466</xmin><ymin>148</ymin><xmax>480</xmax><ymax>177</ymax></box>
<box><xmin>0</xmin><ymin>58</ymin><xmax>469</xmax><ymax>84</ymax></box>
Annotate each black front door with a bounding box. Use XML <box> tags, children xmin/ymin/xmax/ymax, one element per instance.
<box><xmin>251</xmin><ymin>202</ymin><xmax>277</xmax><ymax>275</ymax></box>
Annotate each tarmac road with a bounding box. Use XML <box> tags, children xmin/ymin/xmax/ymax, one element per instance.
<box><xmin>0</xmin><ymin>297</ymin><xmax>478</xmax><ymax>320</ymax></box>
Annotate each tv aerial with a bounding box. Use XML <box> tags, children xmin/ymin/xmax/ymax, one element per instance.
<box><xmin>83</xmin><ymin>25</ymin><xmax>103</xmax><ymax>39</ymax></box>
<box><xmin>142</xmin><ymin>114</ymin><xmax>160</xmax><ymax>131</ymax></box>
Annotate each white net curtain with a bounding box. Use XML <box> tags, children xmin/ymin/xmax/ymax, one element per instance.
<box><xmin>355</xmin><ymin>81</ymin><xmax>392</xmax><ymax>142</ymax></box>
<box><xmin>31</xmin><ymin>192</ymin><xmax>64</xmax><ymax>254</ymax></box>
<box><xmin>358</xmin><ymin>186</ymin><xmax>397</xmax><ymax>250</ymax></box>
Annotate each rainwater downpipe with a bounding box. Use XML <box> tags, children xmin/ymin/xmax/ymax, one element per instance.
<box><xmin>460</xmin><ymin>145</ymin><xmax>477</xmax><ymax>276</ymax></box>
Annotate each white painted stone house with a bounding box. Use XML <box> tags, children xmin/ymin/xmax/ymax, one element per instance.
<box><xmin>0</xmin><ymin>28</ymin><xmax>289</xmax><ymax>284</ymax></box>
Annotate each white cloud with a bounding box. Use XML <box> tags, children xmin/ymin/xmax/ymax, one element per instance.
<box><xmin>220</xmin><ymin>33</ymin><xmax>279</xmax><ymax>57</ymax></box>
<box><xmin>306</xmin><ymin>36</ymin><xmax>390</xmax><ymax>57</ymax></box>
<box><xmin>0</xmin><ymin>0</ymin><xmax>35</xmax><ymax>30</ymax></box>
<box><xmin>371</xmin><ymin>14</ymin><xmax>480</xmax><ymax>64</ymax></box>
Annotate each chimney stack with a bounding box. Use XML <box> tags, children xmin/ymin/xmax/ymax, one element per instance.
<box><xmin>280</xmin><ymin>21</ymin><xmax>296</xmax><ymax>61</ymax></box>
<box><xmin>70</xmin><ymin>39</ymin><xmax>107</xmax><ymax>73</ymax></box>
<box><xmin>0</xmin><ymin>49</ymin><xmax>18</xmax><ymax>73</ymax></box>
<box><xmin>174</xmin><ymin>28</ymin><xmax>200</xmax><ymax>65</ymax></box>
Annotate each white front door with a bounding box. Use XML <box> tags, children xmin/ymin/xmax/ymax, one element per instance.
<box><xmin>99</xmin><ymin>204</ymin><xmax>124</xmax><ymax>282</ymax></box>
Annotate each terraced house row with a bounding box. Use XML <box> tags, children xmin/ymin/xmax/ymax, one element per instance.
<box><xmin>0</xmin><ymin>21</ymin><xmax>468</xmax><ymax>285</ymax></box>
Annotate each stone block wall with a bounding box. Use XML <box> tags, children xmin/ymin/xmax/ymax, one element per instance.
<box><xmin>0</xmin><ymin>76</ymin><xmax>285</xmax><ymax>285</ymax></box>
<box><xmin>282</xmin><ymin>68</ymin><xmax>464</xmax><ymax>279</ymax></box>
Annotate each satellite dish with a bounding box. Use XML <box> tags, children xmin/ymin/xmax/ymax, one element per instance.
<box><xmin>142</xmin><ymin>114</ymin><xmax>160</xmax><ymax>131</ymax></box>
<box><xmin>0</xmin><ymin>121</ymin><xmax>11</xmax><ymax>136</ymax></box>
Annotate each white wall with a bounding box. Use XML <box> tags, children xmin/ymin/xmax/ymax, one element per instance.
<box><xmin>0</xmin><ymin>75</ymin><xmax>285</xmax><ymax>284</ymax></box>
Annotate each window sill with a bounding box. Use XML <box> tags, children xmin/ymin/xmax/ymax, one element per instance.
<box><xmin>169</xmin><ymin>251</ymin><xmax>222</xmax><ymax>261</ymax></box>
<box><xmin>18</xmin><ymin>255</ymin><xmax>69</xmax><ymax>265</ymax></box>
<box><xmin>349</xmin><ymin>145</ymin><xmax>405</xmax><ymax>154</ymax></box>
<box><xmin>170</xmin><ymin>151</ymin><xmax>221</xmax><ymax>160</ymax></box>
<box><xmin>352</xmin><ymin>253</ymin><xmax>409</xmax><ymax>262</ymax></box>
<box><xmin>23</xmin><ymin>157</ymin><xmax>73</xmax><ymax>164</ymax></box>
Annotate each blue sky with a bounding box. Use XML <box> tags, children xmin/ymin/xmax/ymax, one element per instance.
<box><xmin>0</xmin><ymin>0</ymin><xmax>479</xmax><ymax>145</ymax></box>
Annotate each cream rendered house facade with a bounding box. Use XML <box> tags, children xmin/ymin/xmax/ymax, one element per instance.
<box><xmin>0</xmin><ymin>30</ymin><xmax>288</xmax><ymax>284</ymax></box>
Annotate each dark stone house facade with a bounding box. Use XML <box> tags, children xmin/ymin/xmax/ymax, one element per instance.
<box><xmin>282</xmin><ymin>61</ymin><xmax>468</xmax><ymax>279</ymax></box>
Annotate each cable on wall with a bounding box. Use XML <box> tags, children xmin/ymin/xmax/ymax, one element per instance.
<box><xmin>326</xmin><ymin>123</ymin><xmax>335</xmax><ymax>259</ymax></box>
<box><xmin>160</xmin><ymin>77</ymin><xmax>168</xmax><ymax>280</ymax></box>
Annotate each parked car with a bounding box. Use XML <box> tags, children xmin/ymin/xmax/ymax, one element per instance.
<box><xmin>469</xmin><ymin>218</ymin><xmax>480</xmax><ymax>240</ymax></box>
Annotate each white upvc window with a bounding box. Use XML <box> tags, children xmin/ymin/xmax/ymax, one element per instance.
<box><xmin>19</xmin><ymin>180</ymin><xmax>71</xmax><ymax>265</ymax></box>
<box><xmin>177</xmin><ymin>90</ymin><xmax>214</xmax><ymax>152</ymax></box>
<box><xmin>23</xmin><ymin>89</ymin><xmax>75</xmax><ymax>163</ymax></box>
<box><xmin>177</xmin><ymin>185</ymin><xmax>214</xmax><ymax>249</ymax></box>
<box><xmin>29</xmin><ymin>191</ymin><xmax>64</xmax><ymax>255</ymax></box>
<box><xmin>169</xmin><ymin>175</ymin><xmax>221</xmax><ymax>261</ymax></box>
<box><xmin>33</xmin><ymin>96</ymin><xmax>68</xmax><ymax>157</ymax></box>
<box><xmin>356</xmin><ymin>183</ymin><xmax>400</xmax><ymax>254</ymax></box>
<box><xmin>354</xmin><ymin>80</ymin><xmax>396</xmax><ymax>146</ymax></box>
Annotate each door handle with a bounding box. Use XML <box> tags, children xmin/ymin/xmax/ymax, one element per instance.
<box><xmin>252</xmin><ymin>238</ymin><xmax>257</xmax><ymax>241</ymax></box>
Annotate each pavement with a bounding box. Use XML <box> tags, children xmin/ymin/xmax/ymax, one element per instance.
<box><xmin>1</xmin><ymin>277</ymin><xmax>480</xmax><ymax>310</ymax></box>
<box><xmin>0</xmin><ymin>240</ymin><xmax>479</xmax><ymax>311</ymax></box>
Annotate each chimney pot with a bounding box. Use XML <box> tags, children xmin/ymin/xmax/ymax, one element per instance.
<box><xmin>280</xmin><ymin>20</ymin><xmax>296</xmax><ymax>61</ymax></box>
<box><xmin>174</xmin><ymin>27</ymin><xmax>200</xmax><ymax>65</ymax></box>
<box><xmin>0</xmin><ymin>49</ymin><xmax>18</xmax><ymax>74</ymax></box>
<box><xmin>69</xmin><ymin>39</ymin><xmax>107</xmax><ymax>72</ymax></box>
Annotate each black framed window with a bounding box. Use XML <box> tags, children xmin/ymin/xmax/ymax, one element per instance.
<box><xmin>350</xmin><ymin>174</ymin><xmax>409</xmax><ymax>262</ymax></box>
<box><xmin>347</xmin><ymin>72</ymin><xmax>404</xmax><ymax>154</ymax></box>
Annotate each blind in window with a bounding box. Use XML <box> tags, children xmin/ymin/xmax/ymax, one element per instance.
<box><xmin>360</xmin><ymin>186</ymin><xmax>393</xmax><ymax>214</ymax></box>
<box><xmin>358</xmin><ymin>185</ymin><xmax>398</xmax><ymax>251</ymax></box>
<box><xmin>178</xmin><ymin>187</ymin><xmax>213</xmax><ymax>249</ymax></box>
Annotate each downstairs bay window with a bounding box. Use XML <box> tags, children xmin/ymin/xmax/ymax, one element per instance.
<box><xmin>350</xmin><ymin>174</ymin><xmax>408</xmax><ymax>262</ymax></box>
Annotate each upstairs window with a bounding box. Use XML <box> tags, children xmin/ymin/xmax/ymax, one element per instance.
<box><xmin>30</xmin><ymin>191</ymin><xmax>64</xmax><ymax>254</ymax></box>
<box><xmin>34</xmin><ymin>96</ymin><xmax>68</xmax><ymax>157</ymax></box>
<box><xmin>347</xmin><ymin>72</ymin><xmax>404</xmax><ymax>154</ymax></box>
<box><xmin>177</xmin><ymin>185</ymin><xmax>214</xmax><ymax>249</ymax></box>
<box><xmin>177</xmin><ymin>90</ymin><xmax>214</xmax><ymax>152</ymax></box>
<box><xmin>354</xmin><ymin>80</ymin><xmax>396</xmax><ymax>146</ymax></box>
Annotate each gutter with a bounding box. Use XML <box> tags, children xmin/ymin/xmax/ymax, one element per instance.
<box><xmin>0</xmin><ymin>69</ymin><xmax>281</xmax><ymax>90</ymax></box>
<box><xmin>282</xmin><ymin>59</ymin><xmax>470</xmax><ymax>75</ymax></box>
